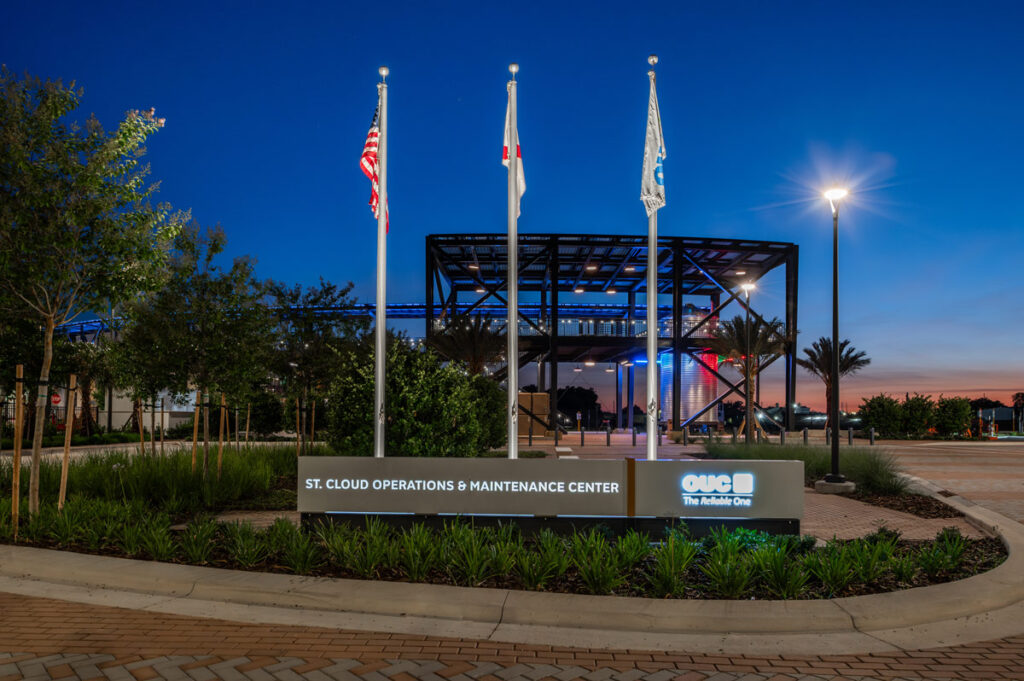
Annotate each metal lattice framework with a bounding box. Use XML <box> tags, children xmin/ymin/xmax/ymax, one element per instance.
<box><xmin>426</xmin><ymin>233</ymin><xmax>799</xmax><ymax>431</ymax></box>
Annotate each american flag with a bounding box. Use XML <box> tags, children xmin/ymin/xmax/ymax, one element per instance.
<box><xmin>360</xmin><ymin>104</ymin><xmax>388</xmax><ymax>229</ymax></box>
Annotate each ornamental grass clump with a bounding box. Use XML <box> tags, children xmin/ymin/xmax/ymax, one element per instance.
<box><xmin>140</xmin><ymin>516</ymin><xmax>176</xmax><ymax>561</ymax></box>
<box><xmin>398</xmin><ymin>523</ymin><xmax>439</xmax><ymax>581</ymax></box>
<box><xmin>282</xmin><ymin>530</ymin><xmax>322</xmax><ymax>575</ymax></box>
<box><xmin>647</xmin><ymin>531</ymin><xmax>699</xmax><ymax>598</ymax></box>
<box><xmin>699</xmin><ymin>527</ymin><xmax>756</xmax><ymax>598</ymax></box>
<box><xmin>179</xmin><ymin>517</ymin><xmax>218</xmax><ymax>565</ymax></box>
<box><xmin>444</xmin><ymin>520</ymin><xmax>496</xmax><ymax>586</ymax></box>
<box><xmin>804</xmin><ymin>543</ymin><xmax>855</xmax><ymax>596</ymax></box>
<box><xmin>703</xmin><ymin>443</ymin><xmax>906</xmax><ymax>495</ymax></box>
<box><xmin>751</xmin><ymin>544</ymin><xmax>809</xmax><ymax>599</ymax></box>
<box><xmin>224</xmin><ymin>522</ymin><xmax>268</xmax><ymax>569</ymax></box>
<box><xmin>571</xmin><ymin>528</ymin><xmax>624</xmax><ymax>595</ymax></box>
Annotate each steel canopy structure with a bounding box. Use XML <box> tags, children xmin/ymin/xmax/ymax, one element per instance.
<box><xmin>425</xmin><ymin>233</ymin><xmax>799</xmax><ymax>432</ymax></box>
<box><xmin>58</xmin><ymin>231</ymin><xmax>800</xmax><ymax>436</ymax></box>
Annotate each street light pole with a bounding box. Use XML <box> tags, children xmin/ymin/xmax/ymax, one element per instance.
<box><xmin>824</xmin><ymin>188</ymin><xmax>847</xmax><ymax>482</ymax></box>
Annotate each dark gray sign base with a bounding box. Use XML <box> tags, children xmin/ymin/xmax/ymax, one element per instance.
<box><xmin>300</xmin><ymin>513</ymin><xmax>800</xmax><ymax>538</ymax></box>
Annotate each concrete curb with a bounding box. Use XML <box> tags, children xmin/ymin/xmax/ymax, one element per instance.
<box><xmin>0</xmin><ymin>489</ymin><xmax>1022</xmax><ymax>655</ymax></box>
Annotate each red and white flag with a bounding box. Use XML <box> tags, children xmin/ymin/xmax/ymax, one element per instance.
<box><xmin>360</xmin><ymin>105</ymin><xmax>388</xmax><ymax>230</ymax></box>
<box><xmin>502</xmin><ymin>95</ymin><xmax>525</xmax><ymax>217</ymax></box>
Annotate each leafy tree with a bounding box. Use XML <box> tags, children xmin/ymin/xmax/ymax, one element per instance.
<box><xmin>796</xmin><ymin>337</ymin><xmax>871</xmax><ymax>432</ymax></box>
<box><xmin>902</xmin><ymin>393</ymin><xmax>935</xmax><ymax>437</ymax></box>
<box><xmin>934</xmin><ymin>396</ymin><xmax>972</xmax><ymax>437</ymax></box>
<box><xmin>326</xmin><ymin>334</ymin><xmax>501</xmax><ymax>456</ymax></box>
<box><xmin>428</xmin><ymin>313</ymin><xmax>506</xmax><ymax>375</ymax></box>
<box><xmin>705</xmin><ymin>315</ymin><xmax>787</xmax><ymax>444</ymax></box>
<box><xmin>269</xmin><ymin>278</ymin><xmax>366</xmax><ymax>449</ymax></box>
<box><xmin>0</xmin><ymin>70</ymin><xmax>186</xmax><ymax>512</ymax></box>
<box><xmin>859</xmin><ymin>394</ymin><xmax>902</xmax><ymax>438</ymax></box>
<box><xmin>556</xmin><ymin>386</ymin><xmax>601</xmax><ymax>428</ymax></box>
<box><xmin>247</xmin><ymin>390</ymin><xmax>285</xmax><ymax>437</ymax></box>
<box><xmin>113</xmin><ymin>224</ymin><xmax>274</xmax><ymax>476</ymax></box>
<box><xmin>969</xmin><ymin>397</ymin><xmax>1005</xmax><ymax>411</ymax></box>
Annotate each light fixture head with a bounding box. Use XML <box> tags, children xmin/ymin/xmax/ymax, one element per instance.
<box><xmin>574</xmin><ymin>287</ymin><xmax>585</xmax><ymax>294</ymax></box>
<box><xmin>573</xmin><ymin>365</ymin><xmax>582</xmax><ymax>372</ymax></box>
<box><xmin>624</xmin><ymin>266</ymin><xmax>636</xmax><ymax>272</ymax></box>
<box><xmin>584</xmin><ymin>359</ymin><xmax>596</xmax><ymax>367</ymax></box>
<box><xmin>585</xmin><ymin>264</ymin><xmax>598</xmax><ymax>271</ymax></box>
<box><xmin>468</xmin><ymin>263</ymin><xmax>479</xmax><ymax>270</ymax></box>
<box><xmin>741</xmin><ymin>282</ymin><xmax>756</xmax><ymax>292</ymax></box>
<box><xmin>735</xmin><ymin>270</ymin><xmax>746</xmax><ymax>275</ymax></box>
<box><xmin>824</xmin><ymin>188</ymin><xmax>849</xmax><ymax>201</ymax></box>
<box><xmin>475</xmin><ymin>288</ymin><xmax>485</xmax><ymax>293</ymax></box>
<box><xmin>607</xmin><ymin>288</ymin><xmax>617</xmax><ymax>294</ymax></box>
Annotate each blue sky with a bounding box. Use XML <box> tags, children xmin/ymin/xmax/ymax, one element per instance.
<box><xmin>4</xmin><ymin>0</ymin><xmax>1023</xmax><ymax>410</ymax></box>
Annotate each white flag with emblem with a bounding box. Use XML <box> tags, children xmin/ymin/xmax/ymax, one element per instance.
<box><xmin>640</xmin><ymin>76</ymin><xmax>666</xmax><ymax>217</ymax></box>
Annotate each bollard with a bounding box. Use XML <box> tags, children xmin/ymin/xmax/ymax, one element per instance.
<box><xmin>606</xmin><ymin>426</ymin><xmax>611</xmax><ymax>446</ymax></box>
<box><xmin>803</xmin><ymin>427</ymin><xmax>808</xmax><ymax>445</ymax></box>
<box><xmin>580</xmin><ymin>428</ymin><xmax>585</xmax><ymax>447</ymax></box>
<box><xmin>682</xmin><ymin>430</ymin><xmax>689</xmax><ymax>446</ymax></box>
<box><xmin>870</xmin><ymin>427</ymin><xmax>875</xmax><ymax>446</ymax></box>
<box><xmin>632</xmin><ymin>426</ymin><xmax>637</xmax><ymax>446</ymax></box>
<box><xmin>780</xmin><ymin>429</ymin><xmax>786</xmax><ymax>446</ymax></box>
<box><xmin>848</xmin><ymin>427</ymin><xmax>853</xmax><ymax>446</ymax></box>
<box><xmin>731</xmin><ymin>427</ymin><xmax>737</xmax><ymax>444</ymax></box>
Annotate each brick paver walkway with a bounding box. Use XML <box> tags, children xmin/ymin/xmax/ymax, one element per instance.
<box><xmin>880</xmin><ymin>441</ymin><xmax>1024</xmax><ymax>523</ymax></box>
<box><xmin>1</xmin><ymin>592</ymin><xmax>1023</xmax><ymax>680</ymax></box>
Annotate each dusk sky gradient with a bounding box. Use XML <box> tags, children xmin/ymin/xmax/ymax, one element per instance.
<box><xmin>4</xmin><ymin>1</ymin><xmax>1022</xmax><ymax>411</ymax></box>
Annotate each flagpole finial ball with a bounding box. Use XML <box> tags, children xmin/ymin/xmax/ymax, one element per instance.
<box><xmin>648</xmin><ymin>55</ymin><xmax>658</xmax><ymax>66</ymax></box>
<box><xmin>378</xmin><ymin>66</ymin><xmax>389</xmax><ymax>78</ymax></box>
<box><xmin>509</xmin><ymin>63</ymin><xmax>519</xmax><ymax>75</ymax></box>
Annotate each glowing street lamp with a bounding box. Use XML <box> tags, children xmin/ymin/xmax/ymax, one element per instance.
<box><xmin>824</xmin><ymin>187</ymin><xmax>849</xmax><ymax>484</ymax></box>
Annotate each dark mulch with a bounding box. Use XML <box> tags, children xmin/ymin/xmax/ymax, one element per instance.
<box><xmin>847</xmin><ymin>491</ymin><xmax>964</xmax><ymax>519</ymax></box>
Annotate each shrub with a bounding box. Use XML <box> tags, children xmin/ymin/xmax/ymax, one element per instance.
<box><xmin>327</xmin><ymin>336</ymin><xmax>501</xmax><ymax>457</ymax></box>
<box><xmin>248</xmin><ymin>390</ymin><xmax>285</xmax><ymax>437</ymax></box>
<box><xmin>934</xmin><ymin>396</ymin><xmax>972</xmax><ymax>437</ymax></box>
<box><xmin>859</xmin><ymin>394</ymin><xmax>903</xmax><ymax>438</ymax></box>
<box><xmin>902</xmin><ymin>394</ymin><xmax>935</xmax><ymax>437</ymax></box>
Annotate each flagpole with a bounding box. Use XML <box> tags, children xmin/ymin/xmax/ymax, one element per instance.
<box><xmin>646</xmin><ymin>55</ymin><xmax>659</xmax><ymax>462</ymax></box>
<box><xmin>507</xmin><ymin>63</ymin><xmax>519</xmax><ymax>460</ymax></box>
<box><xmin>374</xmin><ymin>66</ymin><xmax>389</xmax><ymax>459</ymax></box>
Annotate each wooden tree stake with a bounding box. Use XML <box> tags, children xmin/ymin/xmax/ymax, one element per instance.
<box><xmin>191</xmin><ymin>395</ymin><xmax>200</xmax><ymax>473</ymax></box>
<box><xmin>217</xmin><ymin>393</ymin><xmax>226</xmax><ymax>480</ymax></box>
<box><xmin>295</xmin><ymin>396</ymin><xmax>301</xmax><ymax>457</ymax></box>
<box><xmin>160</xmin><ymin>398</ymin><xmax>165</xmax><ymax>455</ymax></box>
<box><xmin>12</xmin><ymin>365</ymin><xmax>24</xmax><ymax>541</ymax></box>
<box><xmin>136</xmin><ymin>398</ymin><xmax>146</xmax><ymax>456</ymax></box>
<box><xmin>58</xmin><ymin>374</ymin><xmax>78</xmax><ymax>511</ymax></box>
<box><xmin>311</xmin><ymin>399</ymin><xmax>316</xmax><ymax>445</ymax></box>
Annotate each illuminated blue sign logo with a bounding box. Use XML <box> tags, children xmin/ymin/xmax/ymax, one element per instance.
<box><xmin>680</xmin><ymin>473</ymin><xmax>754</xmax><ymax>508</ymax></box>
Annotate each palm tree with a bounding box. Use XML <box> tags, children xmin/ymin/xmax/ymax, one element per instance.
<box><xmin>706</xmin><ymin>315</ymin><xmax>787</xmax><ymax>444</ymax></box>
<box><xmin>797</xmin><ymin>337</ymin><xmax>870</xmax><ymax>431</ymax></box>
<box><xmin>428</xmin><ymin>313</ymin><xmax>506</xmax><ymax>375</ymax></box>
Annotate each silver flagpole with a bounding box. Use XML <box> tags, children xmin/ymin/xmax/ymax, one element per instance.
<box><xmin>645</xmin><ymin>56</ymin><xmax>658</xmax><ymax>462</ymax></box>
<box><xmin>507</xmin><ymin>63</ymin><xmax>519</xmax><ymax>460</ymax></box>
<box><xmin>374</xmin><ymin>66</ymin><xmax>389</xmax><ymax>459</ymax></box>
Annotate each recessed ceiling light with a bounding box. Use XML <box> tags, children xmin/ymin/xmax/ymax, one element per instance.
<box><xmin>624</xmin><ymin>266</ymin><xmax>636</xmax><ymax>272</ymax></box>
<box><xmin>607</xmin><ymin>289</ymin><xmax>616</xmax><ymax>294</ymax></box>
<box><xmin>475</xmin><ymin>288</ymin><xmax>485</xmax><ymax>293</ymax></box>
<box><xmin>736</xmin><ymin>270</ymin><xmax>746</xmax><ymax>275</ymax></box>
<box><xmin>586</xmin><ymin>264</ymin><xmax>598</xmax><ymax>271</ymax></box>
<box><xmin>574</xmin><ymin>287</ymin><xmax>584</xmax><ymax>294</ymax></box>
<box><xmin>468</xmin><ymin>264</ymin><xmax>479</xmax><ymax>270</ymax></box>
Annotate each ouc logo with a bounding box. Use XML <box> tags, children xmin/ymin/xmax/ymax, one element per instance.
<box><xmin>680</xmin><ymin>473</ymin><xmax>755</xmax><ymax>495</ymax></box>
